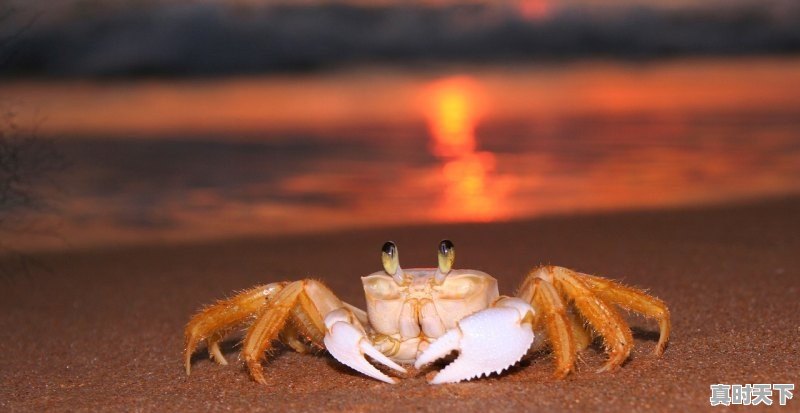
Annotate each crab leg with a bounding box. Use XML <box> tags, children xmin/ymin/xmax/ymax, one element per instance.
<box><xmin>548</xmin><ymin>267</ymin><xmax>633</xmax><ymax>372</ymax></box>
<box><xmin>574</xmin><ymin>272</ymin><xmax>671</xmax><ymax>355</ymax></box>
<box><xmin>279</xmin><ymin>322</ymin><xmax>317</xmax><ymax>354</ymax></box>
<box><xmin>567</xmin><ymin>310</ymin><xmax>593</xmax><ymax>352</ymax></box>
<box><xmin>184</xmin><ymin>279</ymin><xmax>395</xmax><ymax>384</ymax></box>
<box><xmin>520</xmin><ymin>277</ymin><xmax>576</xmax><ymax>379</ymax></box>
<box><xmin>239</xmin><ymin>279</ymin><xmax>404</xmax><ymax>384</ymax></box>
<box><xmin>241</xmin><ymin>279</ymin><xmax>357</xmax><ymax>383</ymax></box>
<box><xmin>241</xmin><ymin>282</ymin><xmax>306</xmax><ymax>383</ymax></box>
<box><xmin>282</xmin><ymin>299</ymin><xmax>368</xmax><ymax>355</ymax></box>
<box><xmin>184</xmin><ymin>283</ymin><xmax>285</xmax><ymax>375</ymax></box>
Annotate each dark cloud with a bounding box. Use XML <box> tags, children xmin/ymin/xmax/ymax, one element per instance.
<box><xmin>2</xmin><ymin>1</ymin><xmax>800</xmax><ymax>77</ymax></box>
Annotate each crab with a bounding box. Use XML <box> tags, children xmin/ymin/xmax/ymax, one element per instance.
<box><xmin>184</xmin><ymin>240</ymin><xmax>670</xmax><ymax>384</ymax></box>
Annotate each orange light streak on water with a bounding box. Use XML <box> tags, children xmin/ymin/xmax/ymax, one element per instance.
<box><xmin>423</xmin><ymin>77</ymin><xmax>514</xmax><ymax>222</ymax></box>
<box><xmin>425</xmin><ymin>77</ymin><xmax>481</xmax><ymax>157</ymax></box>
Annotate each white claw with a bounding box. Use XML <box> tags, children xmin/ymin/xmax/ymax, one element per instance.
<box><xmin>324</xmin><ymin>319</ymin><xmax>407</xmax><ymax>384</ymax></box>
<box><xmin>414</xmin><ymin>328</ymin><xmax>462</xmax><ymax>368</ymax></box>
<box><xmin>415</xmin><ymin>299</ymin><xmax>535</xmax><ymax>384</ymax></box>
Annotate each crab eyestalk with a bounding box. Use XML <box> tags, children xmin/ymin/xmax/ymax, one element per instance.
<box><xmin>434</xmin><ymin>239</ymin><xmax>455</xmax><ymax>284</ymax></box>
<box><xmin>381</xmin><ymin>241</ymin><xmax>406</xmax><ymax>284</ymax></box>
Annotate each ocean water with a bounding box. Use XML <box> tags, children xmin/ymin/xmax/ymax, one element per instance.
<box><xmin>5</xmin><ymin>58</ymin><xmax>800</xmax><ymax>250</ymax></box>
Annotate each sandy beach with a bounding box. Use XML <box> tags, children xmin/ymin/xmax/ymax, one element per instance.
<box><xmin>1</xmin><ymin>196</ymin><xmax>798</xmax><ymax>412</ymax></box>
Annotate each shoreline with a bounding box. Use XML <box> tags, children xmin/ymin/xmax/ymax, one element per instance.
<box><xmin>10</xmin><ymin>191</ymin><xmax>800</xmax><ymax>256</ymax></box>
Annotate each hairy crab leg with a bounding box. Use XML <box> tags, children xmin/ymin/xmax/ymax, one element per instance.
<box><xmin>574</xmin><ymin>272</ymin><xmax>671</xmax><ymax>355</ymax></box>
<box><xmin>241</xmin><ymin>280</ymin><xmax>328</xmax><ymax>382</ymax></box>
<box><xmin>241</xmin><ymin>281</ymin><xmax>306</xmax><ymax>384</ymax></box>
<box><xmin>279</xmin><ymin>322</ymin><xmax>316</xmax><ymax>354</ymax></box>
<box><xmin>521</xmin><ymin>278</ymin><xmax>576</xmax><ymax>379</ymax></box>
<box><xmin>289</xmin><ymin>287</ymin><xmax>328</xmax><ymax>346</ymax></box>
<box><xmin>287</xmin><ymin>301</ymin><xmax>370</xmax><ymax>353</ymax></box>
<box><xmin>207</xmin><ymin>331</ymin><xmax>230</xmax><ymax>365</ymax></box>
<box><xmin>567</xmin><ymin>310</ymin><xmax>593</xmax><ymax>352</ymax></box>
<box><xmin>241</xmin><ymin>279</ymin><xmax>389</xmax><ymax>384</ymax></box>
<box><xmin>184</xmin><ymin>283</ymin><xmax>286</xmax><ymax>375</ymax></box>
<box><xmin>547</xmin><ymin>267</ymin><xmax>633</xmax><ymax>373</ymax></box>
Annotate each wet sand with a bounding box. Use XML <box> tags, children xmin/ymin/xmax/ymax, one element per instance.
<box><xmin>1</xmin><ymin>196</ymin><xmax>798</xmax><ymax>412</ymax></box>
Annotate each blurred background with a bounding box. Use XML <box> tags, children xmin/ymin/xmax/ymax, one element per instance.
<box><xmin>1</xmin><ymin>0</ymin><xmax>799</xmax><ymax>252</ymax></box>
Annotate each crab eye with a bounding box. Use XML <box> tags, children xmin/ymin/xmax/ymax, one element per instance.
<box><xmin>437</xmin><ymin>239</ymin><xmax>455</xmax><ymax>275</ymax></box>
<box><xmin>381</xmin><ymin>241</ymin><xmax>399</xmax><ymax>276</ymax></box>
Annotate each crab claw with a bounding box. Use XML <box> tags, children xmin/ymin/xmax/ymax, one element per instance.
<box><xmin>324</xmin><ymin>309</ymin><xmax>407</xmax><ymax>384</ymax></box>
<box><xmin>415</xmin><ymin>298</ymin><xmax>535</xmax><ymax>384</ymax></box>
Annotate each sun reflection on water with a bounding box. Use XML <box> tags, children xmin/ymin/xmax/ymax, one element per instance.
<box><xmin>423</xmin><ymin>76</ymin><xmax>515</xmax><ymax>222</ymax></box>
<box><xmin>6</xmin><ymin>59</ymin><xmax>800</xmax><ymax>252</ymax></box>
